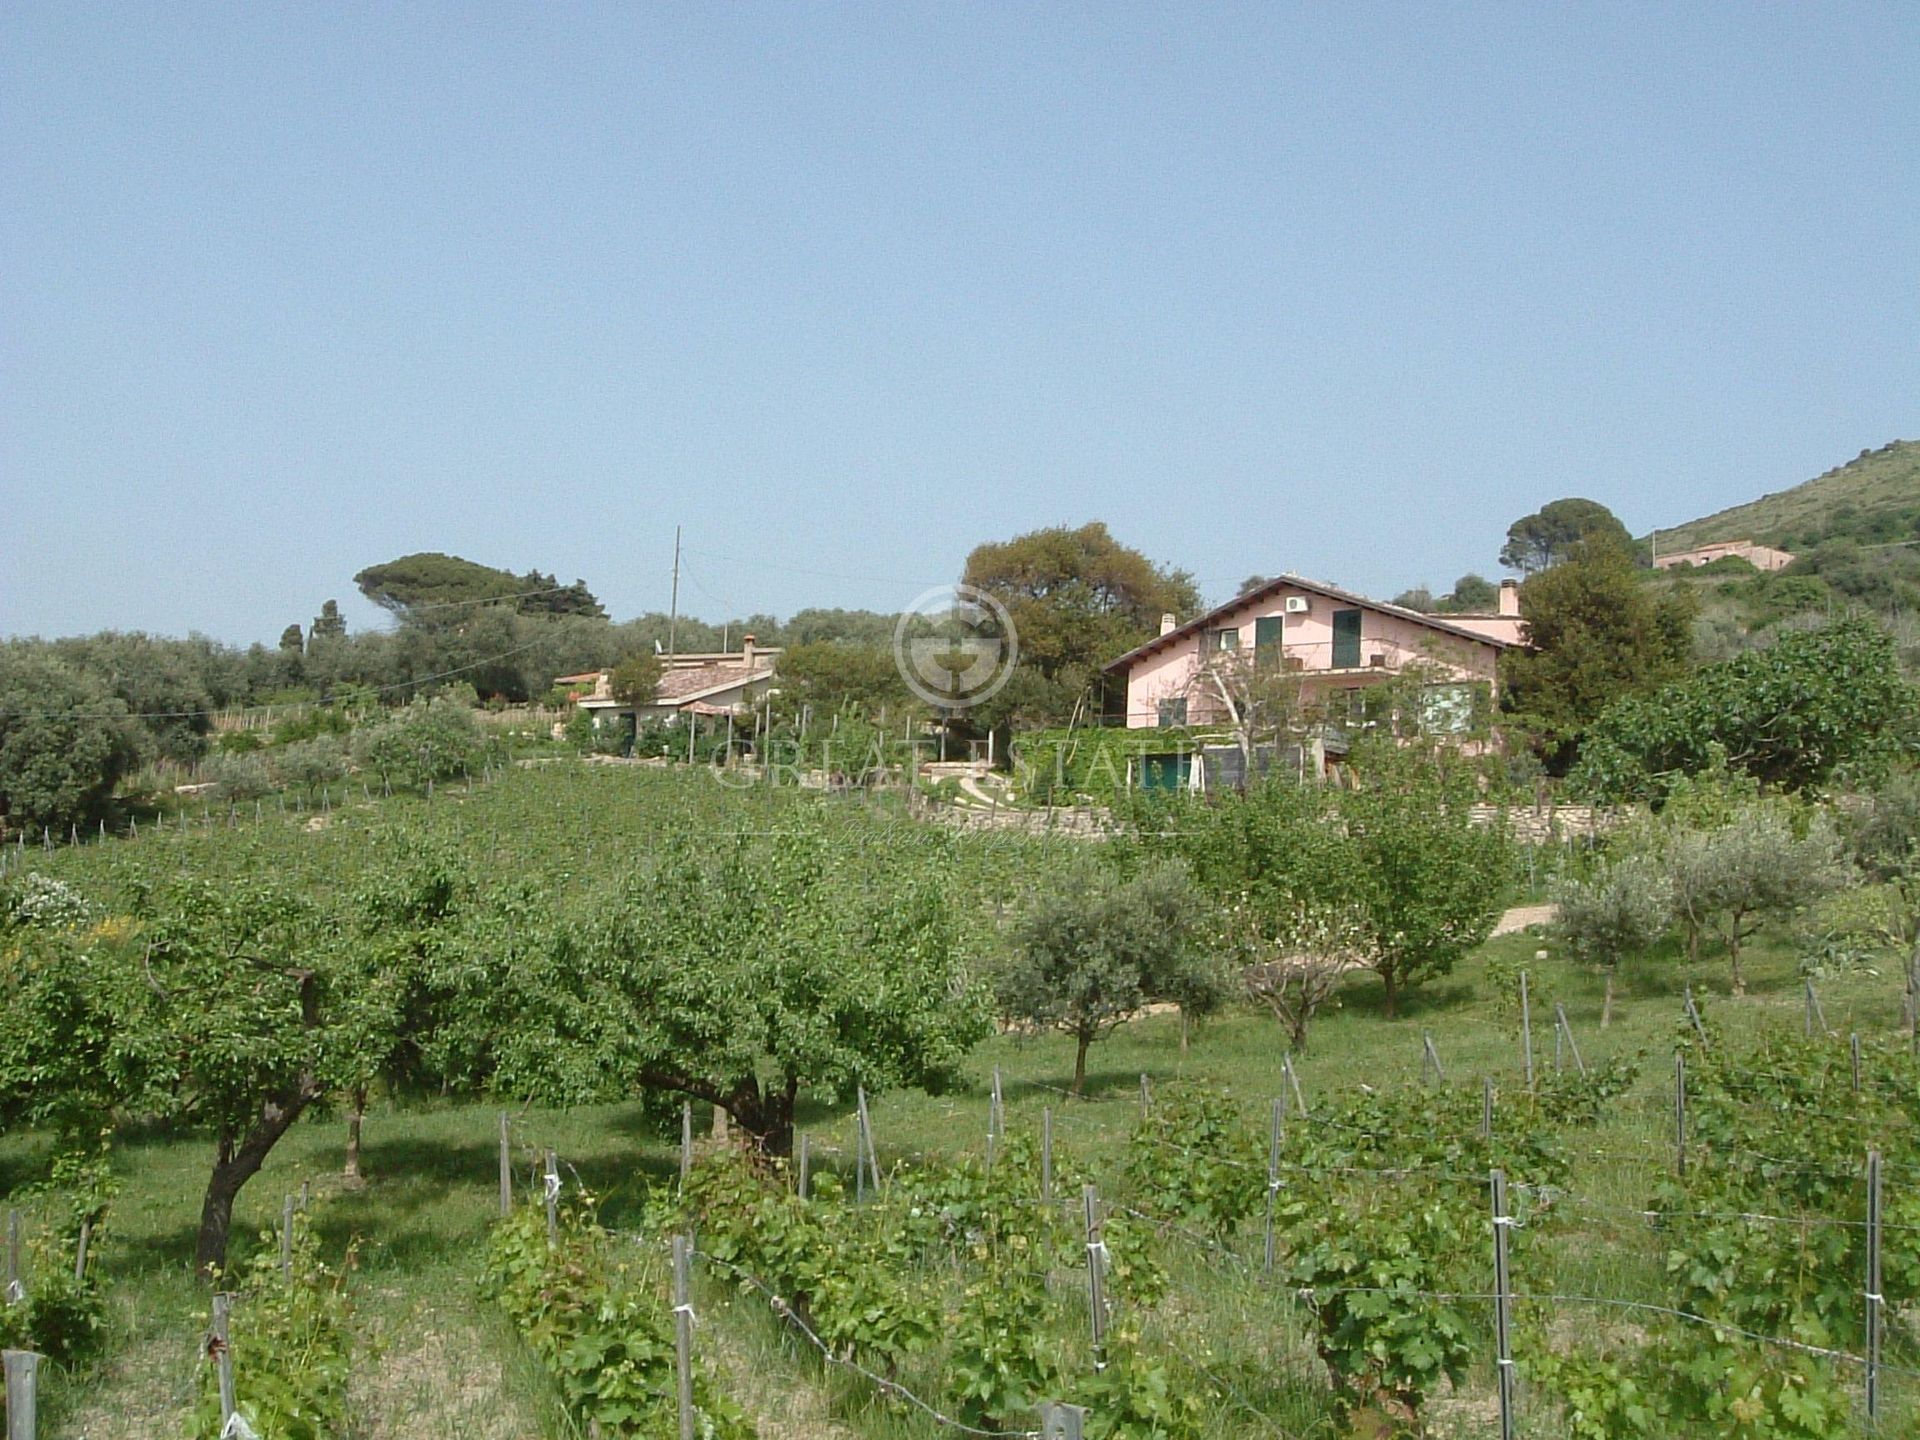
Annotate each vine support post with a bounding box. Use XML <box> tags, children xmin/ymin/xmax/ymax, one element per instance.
<box><xmin>856</xmin><ymin>1087</ymin><xmax>879</xmax><ymax>1198</ymax></box>
<box><xmin>1283</xmin><ymin>1053</ymin><xmax>1308</xmax><ymax>1118</ymax></box>
<box><xmin>1851</xmin><ymin>1033</ymin><xmax>1862</xmax><ymax>1094</ymax></box>
<box><xmin>988</xmin><ymin>1066</ymin><xmax>1003</xmax><ymax>1168</ymax></box>
<box><xmin>5</xmin><ymin>1348</ymin><xmax>38</xmax><ymax>1440</ymax></box>
<box><xmin>1490</xmin><ymin>1169</ymin><xmax>1516</xmax><ymax>1440</ymax></box>
<box><xmin>212</xmin><ymin>1291</ymin><xmax>237</xmax><ymax>1428</ymax></box>
<box><xmin>279</xmin><ymin>1195</ymin><xmax>294</xmax><ymax>1282</ymax></box>
<box><xmin>1041</xmin><ymin>1108</ymin><xmax>1054</xmax><ymax>1203</ymax></box>
<box><xmin>5</xmin><ymin>1210</ymin><xmax>19</xmax><ymax>1304</ymax></box>
<box><xmin>1674</xmin><ymin>1052</ymin><xmax>1687</xmax><ymax>1179</ymax></box>
<box><xmin>1519</xmin><ymin>972</ymin><xmax>1535</xmax><ymax>1091</ymax></box>
<box><xmin>1082</xmin><ymin>1184</ymin><xmax>1107</xmax><ymax>1371</ymax></box>
<box><xmin>1805</xmin><ymin>979</ymin><xmax>1829</xmax><ymax>1038</ymax></box>
<box><xmin>498</xmin><ymin>1112</ymin><xmax>512</xmax><ymax>1217</ymax></box>
<box><xmin>1139</xmin><ymin>1073</ymin><xmax>1150</xmax><ymax>1121</ymax></box>
<box><xmin>543</xmin><ymin>1151</ymin><xmax>559</xmax><ymax>1250</ymax></box>
<box><xmin>1866</xmin><ymin>1149</ymin><xmax>1883</xmax><ymax>1425</ymax></box>
<box><xmin>1421</xmin><ymin>1033</ymin><xmax>1444</xmax><ymax>1085</ymax></box>
<box><xmin>1555</xmin><ymin>1004</ymin><xmax>1586</xmax><ymax>1077</ymax></box>
<box><xmin>1684</xmin><ymin>985</ymin><xmax>1708</xmax><ymax>1046</ymax></box>
<box><xmin>73</xmin><ymin>1221</ymin><xmax>89</xmax><ymax>1284</ymax></box>
<box><xmin>671</xmin><ymin>1235</ymin><xmax>696</xmax><ymax>1440</ymax></box>
<box><xmin>1481</xmin><ymin>1077</ymin><xmax>1494</xmax><ymax>1142</ymax></box>
<box><xmin>679</xmin><ymin>1101</ymin><xmax>693</xmax><ymax>1188</ymax></box>
<box><xmin>1263</xmin><ymin>1096</ymin><xmax>1283</xmax><ymax>1273</ymax></box>
<box><xmin>797</xmin><ymin>1133</ymin><xmax>810</xmax><ymax>1200</ymax></box>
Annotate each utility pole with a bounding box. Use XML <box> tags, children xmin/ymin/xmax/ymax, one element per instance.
<box><xmin>668</xmin><ymin>525</ymin><xmax>682</xmax><ymax>659</ymax></box>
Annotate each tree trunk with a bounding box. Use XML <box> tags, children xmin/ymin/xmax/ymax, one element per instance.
<box><xmin>1601</xmin><ymin>973</ymin><xmax>1614</xmax><ymax>1029</ymax></box>
<box><xmin>196</xmin><ymin>1086</ymin><xmax>316</xmax><ymax>1278</ymax></box>
<box><xmin>1729</xmin><ymin>929</ymin><xmax>1746</xmax><ymax>997</ymax></box>
<box><xmin>343</xmin><ymin>1085</ymin><xmax>367</xmax><ymax>1189</ymax></box>
<box><xmin>1072</xmin><ymin>1033</ymin><xmax>1090</xmax><ymax>1097</ymax></box>
<box><xmin>1380</xmin><ymin>969</ymin><xmax>1399</xmax><ymax>1019</ymax></box>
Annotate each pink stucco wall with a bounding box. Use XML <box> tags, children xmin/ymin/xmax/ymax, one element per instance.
<box><xmin>1119</xmin><ymin>584</ymin><xmax>1502</xmax><ymax>729</ymax></box>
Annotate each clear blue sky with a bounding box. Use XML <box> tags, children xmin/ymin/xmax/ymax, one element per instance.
<box><xmin>4</xmin><ymin>3</ymin><xmax>1915</xmax><ymax>644</ymax></box>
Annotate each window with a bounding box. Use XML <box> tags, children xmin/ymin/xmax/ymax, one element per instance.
<box><xmin>1254</xmin><ymin>615</ymin><xmax>1284</xmax><ymax>662</ymax></box>
<box><xmin>1203</xmin><ymin>626</ymin><xmax>1240</xmax><ymax>652</ymax></box>
<box><xmin>1157</xmin><ymin>697</ymin><xmax>1188</xmax><ymax>727</ymax></box>
<box><xmin>1331</xmin><ymin>609</ymin><xmax>1362</xmax><ymax>669</ymax></box>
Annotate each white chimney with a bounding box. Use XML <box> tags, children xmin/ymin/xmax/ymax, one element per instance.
<box><xmin>741</xmin><ymin>633</ymin><xmax>756</xmax><ymax>667</ymax></box>
<box><xmin>1498</xmin><ymin>580</ymin><xmax>1520</xmax><ymax>618</ymax></box>
<box><xmin>1159</xmin><ymin>613</ymin><xmax>1177</xmax><ymax>636</ymax></box>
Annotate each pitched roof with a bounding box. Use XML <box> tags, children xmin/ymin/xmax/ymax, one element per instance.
<box><xmin>1101</xmin><ymin>572</ymin><xmax>1513</xmax><ymax>675</ymax></box>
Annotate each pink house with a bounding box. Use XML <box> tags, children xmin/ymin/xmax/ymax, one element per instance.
<box><xmin>1103</xmin><ymin>574</ymin><xmax>1516</xmax><ymax>734</ymax></box>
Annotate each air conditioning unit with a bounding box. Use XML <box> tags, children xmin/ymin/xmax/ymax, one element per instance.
<box><xmin>1368</xmin><ymin>654</ymin><xmax>1388</xmax><ymax>668</ymax></box>
<box><xmin>1283</xmin><ymin>596</ymin><xmax>1309</xmax><ymax>614</ymax></box>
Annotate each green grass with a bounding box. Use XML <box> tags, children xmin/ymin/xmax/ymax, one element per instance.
<box><xmin>7</xmin><ymin>911</ymin><xmax>1915</xmax><ymax>1437</ymax></box>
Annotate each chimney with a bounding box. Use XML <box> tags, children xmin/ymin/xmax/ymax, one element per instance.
<box><xmin>1159</xmin><ymin>613</ymin><xmax>1177</xmax><ymax>636</ymax></box>
<box><xmin>1498</xmin><ymin>580</ymin><xmax>1520</xmax><ymax>617</ymax></box>
<box><xmin>741</xmin><ymin>634</ymin><xmax>756</xmax><ymax>667</ymax></box>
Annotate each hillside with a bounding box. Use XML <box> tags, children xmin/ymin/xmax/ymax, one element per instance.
<box><xmin>1650</xmin><ymin>439</ymin><xmax>1920</xmax><ymax>554</ymax></box>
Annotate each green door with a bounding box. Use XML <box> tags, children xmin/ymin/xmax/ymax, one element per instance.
<box><xmin>1137</xmin><ymin>753</ymin><xmax>1192</xmax><ymax>792</ymax></box>
<box><xmin>1331</xmin><ymin>609</ymin><xmax>1362</xmax><ymax>669</ymax></box>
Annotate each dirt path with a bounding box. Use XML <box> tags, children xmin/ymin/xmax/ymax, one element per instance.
<box><xmin>1493</xmin><ymin>904</ymin><xmax>1555</xmax><ymax>936</ymax></box>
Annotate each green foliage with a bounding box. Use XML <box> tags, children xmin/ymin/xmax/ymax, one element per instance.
<box><xmin>608</xmin><ymin>652</ymin><xmax>663</xmax><ymax>709</ymax></box>
<box><xmin>1551</xmin><ymin>851</ymin><xmax>1674</xmax><ymax>968</ymax></box>
<box><xmin>354</xmin><ymin>551</ymin><xmax>605</xmax><ymax>619</ymax></box>
<box><xmin>190</xmin><ymin>1217</ymin><xmax>354</xmax><ymax>1440</ymax></box>
<box><xmin>1664</xmin><ymin>798</ymin><xmax>1849</xmax><ymax>990</ymax></box>
<box><xmin>485</xmin><ymin>1200</ymin><xmax>753</xmax><ymax>1439</ymax></box>
<box><xmin>1124</xmin><ymin>1084</ymin><xmax>1263</xmax><ymax>1238</ymax></box>
<box><xmin>351</xmin><ymin>698</ymin><xmax>491</xmax><ymax>790</ymax></box>
<box><xmin>479</xmin><ymin>821</ymin><xmax>993</xmax><ymax>1149</ymax></box>
<box><xmin>0</xmin><ymin>649</ymin><xmax>141</xmax><ymax>834</ymax></box>
<box><xmin>0</xmin><ymin>1189</ymin><xmax>110</xmax><ymax>1367</ymax></box>
<box><xmin>998</xmin><ymin>856</ymin><xmax>1223</xmax><ymax>1093</ymax></box>
<box><xmin>963</xmin><ymin>521</ymin><xmax>1202</xmax><ymax>723</ymax></box>
<box><xmin>773</xmin><ymin>642</ymin><xmax>914</xmax><ymax>721</ymax></box>
<box><xmin>204</xmin><ymin>750</ymin><xmax>276</xmax><ymax>802</ymax></box>
<box><xmin>1130</xmin><ymin>754</ymin><xmax>1509</xmax><ymax>1017</ymax></box>
<box><xmin>1337</xmin><ymin>747</ymin><xmax>1514</xmax><ymax>1014</ymax></box>
<box><xmin>1500</xmin><ymin>498</ymin><xmax>1635</xmax><ymax>573</ymax></box>
<box><xmin>1573</xmin><ymin>618</ymin><xmax>1916</xmax><ymax>804</ymax></box>
<box><xmin>1532</xmin><ymin>1024</ymin><xmax>1912</xmax><ymax>1439</ymax></box>
<box><xmin>1501</xmin><ymin>539</ymin><xmax>1696</xmax><ymax>771</ymax></box>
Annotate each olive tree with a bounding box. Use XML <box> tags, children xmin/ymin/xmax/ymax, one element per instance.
<box><xmin>997</xmin><ymin>856</ymin><xmax>1223</xmax><ymax>1094</ymax></box>
<box><xmin>1550</xmin><ymin>852</ymin><xmax>1673</xmax><ymax>1024</ymax></box>
<box><xmin>1668</xmin><ymin>801</ymin><xmax>1850</xmax><ymax>994</ymax></box>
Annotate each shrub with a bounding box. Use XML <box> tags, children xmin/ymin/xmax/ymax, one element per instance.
<box><xmin>1551</xmin><ymin>852</ymin><xmax>1673</xmax><ymax>968</ymax></box>
<box><xmin>203</xmin><ymin>751</ymin><xmax>275</xmax><ymax>803</ymax></box>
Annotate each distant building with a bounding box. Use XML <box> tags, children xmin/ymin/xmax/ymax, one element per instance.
<box><xmin>570</xmin><ymin>636</ymin><xmax>780</xmax><ymax>728</ymax></box>
<box><xmin>1652</xmin><ymin>539</ymin><xmax>1794</xmax><ymax>573</ymax></box>
<box><xmin>1100</xmin><ymin>575</ymin><xmax>1514</xmax><ymax>786</ymax></box>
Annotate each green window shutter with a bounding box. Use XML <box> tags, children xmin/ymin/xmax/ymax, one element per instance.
<box><xmin>1254</xmin><ymin>616</ymin><xmax>1284</xmax><ymax>651</ymax></box>
<box><xmin>1332</xmin><ymin>609</ymin><xmax>1362</xmax><ymax>669</ymax></box>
